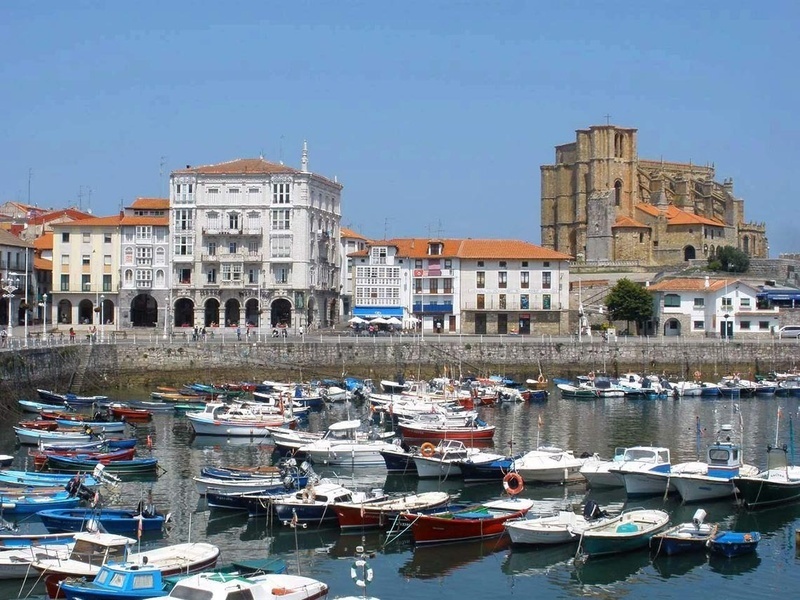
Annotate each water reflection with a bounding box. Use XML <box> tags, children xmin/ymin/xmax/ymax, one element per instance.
<box><xmin>708</xmin><ymin>551</ymin><xmax>761</xmax><ymax>577</ymax></box>
<box><xmin>501</xmin><ymin>544</ymin><xmax>575</xmax><ymax>577</ymax></box>
<box><xmin>571</xmin><ymin>551</ymin><xmax>652</xmax><ymax>587</ymax></box>
<box><xmin>651</xmin><ymin>552</ymin><xmax>708</xmax><ymax>579</ymax></box>
<box><xmin>399</xmin><ymin>536</ymin><xmax>510</xmax><ymax>580</ymax></box>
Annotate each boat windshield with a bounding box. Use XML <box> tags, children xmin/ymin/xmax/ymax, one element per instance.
<box><xmin>624</xmin><ymin>449</ymin><xmax>656</xmax><ymax>461</ymax></box>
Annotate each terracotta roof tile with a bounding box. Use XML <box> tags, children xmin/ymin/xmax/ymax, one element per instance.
<box><xmin>613</xmin><ymin>216</ymin><xmax>649</xmax><ymax>228</ymax></box>
<box><xmin>34</xmin><ymin>232</ymin><xmax>53</xmax><ymax>250</ymax></box>
<box><xmin>647</xmin><ymin>278</ymin><xmax>744</xmax><ymax>292</ymax></box>
<box><xmin>354</xmin><ymin>238</ymin><xmax>572</xmax><ymax>261</ymax></box>
<box><xmin>341</xmin><ymin>227</ymin><xmax>369</xmax><ymax>240</ymax></box>
<box><xmin>34</xmin><ymin>257</ymin><xmax>52</xmax><ymax>271</ymax></box>
<box><xmin>28</xmin><ymin>208</ymin><xmax>94</xmax><ymax>226</ymax></box>
<box><xmin>129</xmin><ymin>197</ymin><xmax>169</xmax><ymax>210</ymax></box>
<box><xmin>0</xmin><ymin>228</ymin><xmax>31</xmax><ymax>247</ymax></box>
<box><xmin>635</xmin><ymin>203</ymin><xmax>726</xmax><ymax>227</ymax></box>
<box><xmin>172</xmin><ymin>158</ymin><xmax>342</xmax><ymax>188</ymax></box>
<box><xmin>120</xmin><ymin>216</ymin><xmax>169</xmax><ymax>226</ymax></box>
<box><xmin>54</xmin><ymin>215</ymin><xmax>123</xmax><ymax>227</ymax></box>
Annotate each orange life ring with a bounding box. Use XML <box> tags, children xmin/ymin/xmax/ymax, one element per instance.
<box><xmin>588</xmin><ymin>371</ymin><xmax>595</xmax><ymax>381</ymax></box>
<box><xmin>502</xmin><ymin>472</ymin><xmax>524</xmax><ymax>496</ymax></box>
<box><xmin>694</xmin><ymin>371</ymin><xmax>701</xmax><ymax>380</ymax></box>
<box><xmin>420</xmin><ymin>442</ymin><xmax>436</xmax><ymax>458</ymax></box>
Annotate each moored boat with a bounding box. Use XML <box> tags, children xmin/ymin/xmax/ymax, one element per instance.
<box><xmin>402</xmin><ymin>497</ymin><xmax>534</xmax><ymax>545</ymax></box>
<box><xmin>147</xmin><ymin>571</ymin><xmax>328</xmax><ymax>600</ymax></box>
<box><xmin>332</xmin><ymin>491</ymin><xmax>451</xmax><ymax>530</ymax></box>
<box><xmin>577</xmin><ymin>508</ymin><xmax>670</xmax><ymax>558</ymax></box>
<box><xmin>650</xmin><ymin>509</ymin><xmax>717</xmax><ymax>556</ymax></box>
<box><xmin>707</xmin><ymin>530</ymin><xmax>760</xmax><ymax>557</ymax></box>
<box><xmin>38</xmin><ymin>507</ymin><xmax>169</xmax><ymax>535</ymax></box>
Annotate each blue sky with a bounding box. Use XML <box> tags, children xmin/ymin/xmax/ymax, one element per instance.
<box><xmin>2</xmin><ymin>1</ymin><xmax>798</xmax><ymax>254</ymax></box>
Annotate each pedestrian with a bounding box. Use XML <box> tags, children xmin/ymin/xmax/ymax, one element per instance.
<box><xmin>69</xmin><ymin>327</ymin><xmax>76</xmax><ymax>343</ymax></box>
<box><xmin>0</xmin><ymin>328</ymin><xmax>6</xmax><ymax>348</ymax></box>
<box><xmin>299</xmin><ymin>325</ymin><xmax>304</xmax><ymax>337</ymax></box>
<box><xmin>236</xmin><ymin>326</ymin><xmax>241</xmax><ymax>341</ymax></box>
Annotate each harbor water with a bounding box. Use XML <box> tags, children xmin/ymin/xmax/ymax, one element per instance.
<box><xmin>2</xmin><ymin>386</ymin><xmax>800</xmax><ymax>599</ymax></box>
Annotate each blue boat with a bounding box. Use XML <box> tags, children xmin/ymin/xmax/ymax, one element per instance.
<box><xmin>38</xmin><ymin>507</ymin><xmax>168</xmax><ymax>535</ymax></box>
<box><xmin>18</xmin><ymin>399</ymin><xmax>68</xmax><ymax>413</ymax></box>
<box><xmin>60</xmin><ymin>562</ymin><xmax>167</xmax><ymax>600</ymax></box>
<box><xmin>37</xmin><ymin>389</ymin><xmax>110</xmax><ymax>406</ymax></box>
<box><xmin>0</xmin><ymin>470</ymin><xmax>100</xmax><ymax>488</ymax></box>
<box><xmin>44</xmin><ymin>454</ymin><xmax>159</xmax><ymax>475</ymax></box>
<box><xmin>55</xmin><ymin>419</ymin><xmax>127</xmax><ymax>433</ymax></box>
<box><xmin>0</xmin><ymin>528</ymin><xmax>75</xmax><ymax>548</ymax></box>
<box><xmin>0</xmin><ymin>489</ymin><xmax>82</xmax><ymax>514</ymax></box>
<box><xmin>458</xmin><ymin>453</ymin><xmax>522</xmax><ymax>482</ymax></box>
<box><xmin>708</xmin><ymin>531</ymin><xmax>761</xmax><ymax>557</ymax></box>
<box><xmin>379</xmin><ymin>445</ymin><xmax>417</xmax><ymax>474</ymax></box>
<box><xmin>650</xmin><ymin>509</ymin><xmax>718</xmax><ymax>556</ymax></box>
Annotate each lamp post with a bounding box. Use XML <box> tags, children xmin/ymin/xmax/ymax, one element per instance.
<box><xmin>40</xmin><ymin>294</ymin><xmax>47</xmax><ymax>338</ymax></box>
<box><xmin>100</xmin><ymin>295</ymin><xmax>105</xmax><ymax>342</ymax></box>
<box><xmin>2</xmin><ymin>276</ymin><xmax>20</xmax><ymax>339</ymax></box>
<box><xmin>163</xmin><ymin>296</ymin><xmax>169</xmax><ymax>339</ymax></box>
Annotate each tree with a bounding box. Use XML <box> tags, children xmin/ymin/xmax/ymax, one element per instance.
<box><xmin>605</xmin><ymin>278</ymin><xmax>653</xmax><ymax>335</ymax></box>
<box><xmin>709</xmin><ymin>246</ymin><xmax>750</xmax><ymax>273</ymax></box>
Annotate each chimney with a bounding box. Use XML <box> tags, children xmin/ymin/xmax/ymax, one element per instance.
<box><xmin>301</xmin><ymin>141</ymin><xmax>309</xmax><ymax>173</ymax></box>
<box><xmin>704</xmin><ymin>276</ymin><xmax>710</xmax><ymax>288</ymax></box>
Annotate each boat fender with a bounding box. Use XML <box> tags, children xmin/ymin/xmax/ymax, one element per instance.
<box><xmin>694</xmin><ymin>371</ymin><xmax>702</xmax><ymax>380</ymax></box>
<box><xmin>420</xmin><ymin>443</ymin><xmax>436</xmax><ymax>458</ymax></box>
<box><xmin>350</xmin><ymin>559</ymin><xmax>374</xmax><ymax>588</ymax></box>
<box><xmin>502</xmin><ymin>472</ymin><xmax>524</xmax><ymax>496</ymax></box>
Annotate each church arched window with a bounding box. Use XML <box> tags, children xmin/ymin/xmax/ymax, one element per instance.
<box><xmin>614</xmin><ymin>180</ymin><xmax>622</xmax><ymax>206</ymax></box>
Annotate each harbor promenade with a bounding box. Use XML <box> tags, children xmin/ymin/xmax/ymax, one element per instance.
<box><xmin>0</xmin><ymin>329</ymin><xmax>797</xmax><ymax>398</ymax></box>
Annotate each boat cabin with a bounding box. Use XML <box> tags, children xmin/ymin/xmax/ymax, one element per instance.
<box><xmin>707</xmin><ymin>442</ymin><xmax>743</xmax><ymax>477</ymax></box>
<box><xmin>621</xmin><ymin>446</ymin><xmax>670</xmax><ymax>466</ymax></box>
<box><xmin>87</xmin><ymin>563</ymin><xmax>164</xmax><ymax>595</ymax></box>
<box><xmin>68</xmin><ymin>532</ymin><xmax>135</xmax><ymax>566</ymax></box>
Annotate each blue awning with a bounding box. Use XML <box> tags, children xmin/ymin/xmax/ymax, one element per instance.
<box><xmin>352</xmin><ymin>306</ymin><xmax>403</xmax><ymax>318</ymax></box>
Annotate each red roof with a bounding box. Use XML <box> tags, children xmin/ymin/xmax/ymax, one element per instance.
<box><xmin>129</xmin><ymin>197</ymin><xmax>169</xmax><ymax>210</ymax></box>
<box><xmin>353</xmin><ymin>238</ymin><xmax>572</xmax><ymax>261</ymax></box>
<box><xmin>635</xmin><ymin>203</ymin><xmax>725</xmax><ymax>227</ymax></box>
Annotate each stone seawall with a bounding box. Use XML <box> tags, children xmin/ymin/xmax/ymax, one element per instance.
<box><xmin>1</xmin><ymin>338</ymin><xmax>795</xmax><ymax>405</ymax></box>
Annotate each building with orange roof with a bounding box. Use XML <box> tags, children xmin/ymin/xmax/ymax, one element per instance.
<box><xmin>50</xmin><ymin>214</ymin><xmax>122</xmax><ymax>334</ymax></box>
<box><xmin>169</xmin><ymin>143</ymin><xmax>342</xmax><ymax>331</ymax></box>
<box><xmin>339</xmin><ymin>227</ymin><xmax>371</xmax><ymax>316</ymax></box>
<box><xmin>20</xmin><ymin>208</ymin><xmax>94</xmax><ymax>242</ymax></box>
<box><xmin>118</xmin><ymin>198</ymin><xmax>170</xmax><ymax>330</ymax></box>
<box><xmin>350</xmin><ymin>238</ymin><xmax>571</xmax><ymax>335</ymax></box>
<box><xmin>647</xmin><ymin>276</ymin><xmax>778</xmax><ymax>338</ymax></box>
<box><xmin>541</xmin><ymin>125</ymin><xmax>768</xmax><ymax>266</ymax></box>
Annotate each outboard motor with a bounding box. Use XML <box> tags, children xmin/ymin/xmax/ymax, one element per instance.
<box><xmin>583</xmin><ymin>499</ymin><xmax>607</xmax><ymax>521</ymax></box>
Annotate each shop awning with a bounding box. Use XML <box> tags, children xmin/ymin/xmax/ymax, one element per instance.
<box><xmin>352</xmin><ymin>306</ymin><xmax>404</xmax><ymax>318</ymax></box>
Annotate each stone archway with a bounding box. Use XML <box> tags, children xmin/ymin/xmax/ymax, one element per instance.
<box><xmin>58</xmin><ymin>299</ymin><xmax>72</xmax><ymax>325</ymax></box>
<box><xmin>224</xmin><ymin>299</ymin><xmax>240</xmax><ymax>327</ymax></box>
<box><xmin>663</xmin><ymin>318</ymin><xmax>681</xmax><ymax>337</ymax></box>
<box><xmin>174</xmin><ymin>298</ymin><xmax>194</xmax><ymax>327</ymax></box>
<box><xmin>101</xmin><ymin>298</ymin><xmax>115</xmax><ymax>324</ymax></box>
<box><xmin>306</xmin><ymin>297</ymin><xmax>316</xmax><ymax>329</ymax></box>
<box><xmin>683</xmin><ymin>246</ymin><xmax>696</xmax><ymax>261</ymax></box>
<box><xmin>271</xmin><ymin>298</ymin><xmax>292</xmax><ymax>327</ymax></box>
<box><xmin>204</xmin><ymin>298</ymin><xmax>220</xmax><ymax>327</ymax></box>
<box><xmin>78</xmin><ymin>299</ymin><xmax>94</xmax><ymax>325</ymax></box>
<box><xmin>130</xmin><ymin>294</ymin><xmax>157</xmax><ymax>327</ymax></box>
<box><xmin>245</xmin><ymin>298</ymin><xmax>260</xmax><ymax>326</ymax></box>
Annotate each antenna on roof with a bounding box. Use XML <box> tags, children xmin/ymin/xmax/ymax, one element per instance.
<box><xmin>383</xmin><ymin>218</ymin><xmax>389</xmax><ymax>240</ymax></box>
<box><xmin>279</xmin><ymin>135</ymin><xmax>284</xmax><ymax>165</ymax></box>
<box><xmin>159</xmin><ymin>156</ymin><xmax>167</xmax><ymax>198</ymax></box>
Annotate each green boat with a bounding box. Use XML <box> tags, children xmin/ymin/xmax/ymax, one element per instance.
<box><xmin>578</xmin><ymin>508</ymin><xmax>669</xmax><ymax>558</ymax></box>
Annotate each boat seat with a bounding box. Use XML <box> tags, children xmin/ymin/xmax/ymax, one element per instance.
<box><xmin>454</xmin><ymin>509</ymin><xmax>493</xmax><ymax>520</ymax></box>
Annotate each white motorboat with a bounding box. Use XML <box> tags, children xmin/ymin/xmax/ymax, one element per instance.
<box><xmin>609</xmin><ymin>446</ymin><xmax>672</xmax><ymax>496</ymax></box>
<box><xmin>505</xmin><ymin>503</ymin><xmax>614</xmax><ymax>546</ymax></box>
<box><xmin>187</xmin><ymin>402</ymin><xmax>296</xmax><ymax>437</ymax></box>
<box><xmin>579</xmin><ymin>447</ymin><xmax>627</xmax><ymax>488</ymax></box>
<box><xmin>412</xmin><ymin>439</ymin><xmax>483</xmax><ymax>479</ymax></box>
<box><xmin>148</xmin><ymin>572</ymin><xmax>329</xmax><ymax>600</ymax></box>
<box><xmin>513</xmin><ymin>447</ymin><xmax>586</xmax><ymax>484</ymax></box>
<box><xmin>298</xmin><ymin>420</ymin><xmax>397</xmax><ymax>467</ymax></box>
<box><xmin>670</xmin><ymin>438</ymin><xmax>759</xmax><ymax>503</ymax></box>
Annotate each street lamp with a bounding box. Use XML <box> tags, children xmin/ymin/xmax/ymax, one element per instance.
<box><xmin>2</xmin><ymin>276</ymin><xmax>20</xmax><ymax>338</ymax></box>
<box><xmin>100</xmin><ymin>295</ymin><xmax>105</xmax><ymax>342</ymax></box>
<box><xmin>40</xmin><ymin>294</ymin><xmax>47</xmax><ymax>338</ymax></box>
<box><xmin>163</xmin><ymin>296</ymin><xmax>169</xmax><ymax>339</ymax></box>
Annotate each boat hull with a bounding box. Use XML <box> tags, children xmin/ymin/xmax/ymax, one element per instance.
<box><xmin>733</xmin><ymin>469</ymin><xmax>800</xmax><ymax>509</ymax></box>
<box><xmin>579</xmin><ymin>509</ymin><xmax>669</xmax><ymax>558</ymax></box>
<box><xmin>38</xmin><ymin>509</ymin><xmax>165</xmax><ymax>535</ymax></box>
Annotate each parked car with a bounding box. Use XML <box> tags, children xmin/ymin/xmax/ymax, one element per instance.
<box><xmin>778</xmin><ymin>325</ymin><xmax>800</xmax><ymax>339</ymax></box>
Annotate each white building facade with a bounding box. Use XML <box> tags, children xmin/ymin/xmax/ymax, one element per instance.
<box><xmin>351</xmin><ymin>238</ymin><xmax>571</xmax><ymax>335</ymax></box>
<box><xmin>118</xmin><ymin>198</ymin><xmax>171</xmax><ymax>331</ymax></box>
<box><xmin>168</xmin><ymin>145</ymin><xmax>343</xmax><ymax>332</ymax></box>
<box><xmin>649</xmin><ymin>277</ymin><xmax>780</xmax><ymax>338</ymax></box>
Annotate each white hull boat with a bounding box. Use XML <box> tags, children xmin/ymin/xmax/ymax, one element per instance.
<box><xmin>513</xmin><ymin>448</ymin><xmax>586</xmax><ymax>484</ymax></box>
<box><xmin>505</xmin><ymin>510</ymin><xmax>598</xmax><ymax>545</ymax></box>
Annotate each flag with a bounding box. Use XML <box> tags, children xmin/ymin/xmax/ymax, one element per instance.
<box><xmin>538</xmin><ymin>413</ymin><xmax>543</xmax><ymax>428</ymax></box>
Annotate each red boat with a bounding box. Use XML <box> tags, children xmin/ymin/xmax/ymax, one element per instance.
<box><xmin>398</xmin><ymin>417</ymin><xmax>496</xmax><ymax>442</ymax></box>
<box><xmin>109</xmin><ymin>405</ymin><xmax>153</xmax><ymax>422</ymax></box>
<box><xmin>31</xmin><ymin>447</ymin><xmax>136</xmax><ymax>470</ymax></box>
<box><xmin>18</xmin><ymin>420</ymin><xmax>59</xmax><ymax>431</ymax></box>
<box><xmin>333</xmin><ymin>491</ymin><xmax>452</xmax><ymax>530</ymax></box>
<box><xmin>402</xmin><ymin>498</ymin><xmax>533</xmax><ymax>545</ymax></box>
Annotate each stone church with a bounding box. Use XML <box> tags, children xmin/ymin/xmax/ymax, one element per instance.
<box><xmin>540</xmin><ymin>125</ymin><xmax>767</xmax><ymax>266</ymax></box>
